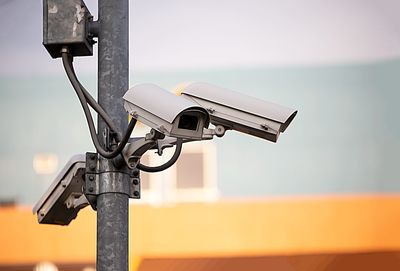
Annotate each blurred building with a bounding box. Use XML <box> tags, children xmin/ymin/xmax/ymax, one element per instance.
<box><xmin>1</xmin><ymin>0</ymin><xmax>400</xmax><ymax>270</ymax></box>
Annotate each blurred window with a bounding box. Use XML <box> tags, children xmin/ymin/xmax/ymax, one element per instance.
<box><xmin>132</xmin><ymin>141</ymin><xmax>218</xmax><ymax>205</ymax></box>
<box><xmin>176</xmin><ymin>153</ymin><xmax>204</xmax><ymax>189</ymax></box>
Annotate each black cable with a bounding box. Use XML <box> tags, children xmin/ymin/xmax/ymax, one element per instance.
<box><xmin>69</xmin><ymin>64</ymin><xmax>122</xmax><ymax>142</ymax></box>
<box><xmin>80</xmin><ymin>81</ymin><xmax>123</xmax><ymax>141</ymax></box>
<box><xmin>61</xmin><ymin>48</ymin><xmax>135</xmax><ymax>159</ymax></box>
<box><xmin>137</xmin><ymin>138</ymin><xmax>183</xmax><ymax>172</ymax></box>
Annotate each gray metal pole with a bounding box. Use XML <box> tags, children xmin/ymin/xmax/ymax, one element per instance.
<box><xmin>97</xmin><ymin>0</ymin><xmax>129</xmax><ymax>270</ymax></box>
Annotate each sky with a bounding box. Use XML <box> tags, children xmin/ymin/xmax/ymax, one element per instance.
<box><xmin>1</xmin><ymin>0</ymin><xmax>400</xmax><ymax>75</ymax></box>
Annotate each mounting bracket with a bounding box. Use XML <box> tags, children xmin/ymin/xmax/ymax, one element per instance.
<box><xmin>84</xmin><ymin>152</ymin><xmax>140</xmax><ymax>210</ymax></box>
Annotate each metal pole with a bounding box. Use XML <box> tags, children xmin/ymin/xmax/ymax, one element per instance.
<box><xmin>97</xmin><ymin>0</ymin><xmax>129</xmax><ymax>270</ymax></box>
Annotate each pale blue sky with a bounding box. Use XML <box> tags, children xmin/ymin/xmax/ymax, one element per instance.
<box><xmin>1</xmin><ymin>0</ymin><xmax>400</xmax><ymax>75</ymax></box>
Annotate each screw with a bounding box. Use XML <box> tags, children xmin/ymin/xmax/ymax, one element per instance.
<box><xmin>89</xmin><ymin>175</ymin><xmax>94</xmax><ymax>181</ymax></box>
<box><xmin>132</xmin><ymin>179</ymin><xmax>139</xmax><ymax>185</ymax></box>
<box><xmin>89</xmin><ymin>164</ymin><xmax>96</xmax><ymax>171</ymax></box>
<box><xmin>40</xmin><ymin>211</ymin><xmax>45</xmax><ymax>217</ymax></box>
<box><xmin>132</xmin><ymin>170</ymin><xmax>139</xmax><ymax>177</ymax></box>
<box><xmin>133</xmin><ymin>191</ymin><xmax>140</xmax><ymax>197</ymax></box>
<box><xmin>207</xmin><ymin>107</ymin><xmax>215</xmax><ymax>113</ymax></box>
<box><xmin>89</xmin><ymin>187</ymin><xmax>94</xmax><ymax>193</ymax></box>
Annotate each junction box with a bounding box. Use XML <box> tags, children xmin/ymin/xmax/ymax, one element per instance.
<box><xmin>43</xmin><ymin>0</ymin><xmax>95</xmax><ymax>58</ymax></box>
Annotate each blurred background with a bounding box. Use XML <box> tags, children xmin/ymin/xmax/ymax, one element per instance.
<box><xmin>1</xmin><ymin>0</ymin><xmax>400</xmax><ymax>270</ymax></box>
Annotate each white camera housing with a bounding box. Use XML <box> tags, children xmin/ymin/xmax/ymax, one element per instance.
<box><xmin>123</xmin><ymin>84</ymin><xmax>210</xmax><ymax>140</ymax></box>
<box><xmin>32</xmin><ymin>155</ymin><xmax>88</xmax><ymax>225</ymax></box>
<box><xmin>180</xmin><ymin>82</ymin><xmax>297</xmax><ymax>142</ymax></box>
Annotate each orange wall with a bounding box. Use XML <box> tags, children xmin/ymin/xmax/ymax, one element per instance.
<box><xmin>1</xmin><ymin>195</ymin><xmax>400</xmax><ymax>265</ymax></box>
<box><xmin>0</xmin><ymin>206</ymin><xmax>96</xmax><ymax>264</ymax></box>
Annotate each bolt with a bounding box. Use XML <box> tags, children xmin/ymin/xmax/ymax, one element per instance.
<box><xmin>132</xmin><ymin>170</ymin><xmax>139</xmax><ymax>177</ymax></box>
<box><xmin>89</xmin><ymin>164</ymin><xmax>96</xmax><ymax>171</ymax></box>
<box><xmin>90</xmin><ymin>154</ymin><xmax>96</xmax><ymax>160</ymax></box>
<box><xmin>207</xmin><ymin>107</ymin><xmax>215</xmax><ymax>113</ymax></box>
<box><xmin>89</xmin><ymin>187</ymin><xmax>94</xmax><ymax>193</ymax></box>
<box><xmin>132</xmin><ymin>179</ymin><xmax>139</xmax><ymax>185</ymax></box>
<box><xmin>133</xmin><ymin>191</ymin><xmax>140</xmax><ymax>197</ymax></box>
<box><xmin>261</xmin><ymin>124</ymin><xmax>270</xmax><ymax>130</ymax></box>
<box><xmin>89</xmin><ymin>175</ymin><xmax>94</xmax><ymax>181</ymax></box>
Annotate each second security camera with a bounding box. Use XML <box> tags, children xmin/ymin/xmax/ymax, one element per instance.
<box><xmin>123</xmin><ymin>82</ymin><xmax>297</xmax><ymax>142</ymax></box>
<box><xmin>181</xmin><ymin>83</ymin><xmax>297</xmax><ymax>142</ymax></box>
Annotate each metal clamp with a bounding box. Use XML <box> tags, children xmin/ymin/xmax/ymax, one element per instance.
<box><xmin>84</xmin><ymin>152</ymin><xmax>140</xmax><ymax>210</ymax></box>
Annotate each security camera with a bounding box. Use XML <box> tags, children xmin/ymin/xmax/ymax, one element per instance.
<box><xmin>32</xmin><ymin>155</ymin><xmax>88</xmax><ymax>225</ymax></box>
<box><xmin>180</xmin><ymin>82</ymin><xmax>297</xmax><ymax>142</ymax></box>
<box><xmin>123</xmin><ymin>84</ymin><xmax>210</xmax><ymax>140</ymax></box>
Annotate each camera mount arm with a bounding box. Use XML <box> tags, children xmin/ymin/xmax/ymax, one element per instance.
<box><xmin>120</xmin><ymin>130</ymin><xmax>161</xmax><ymax>169</ymax></box>
<box><xmin>202</xmin><ymin>125</ymin><xmax>226</xmax><ymax>139</ymax></box>
<box><xmin>119</xmin><ymin>129</ymin><xmax>183</xmax><ymax>173</ymax></box>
